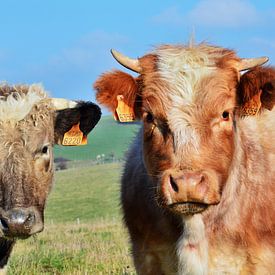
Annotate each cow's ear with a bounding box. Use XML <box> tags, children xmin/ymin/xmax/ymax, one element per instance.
<box><xmin>94</xmin><ymin>70</ymin><xmax>142</xmax><ymax>120</ymax></box>
<box><xmin>54</xmin><ymin>101</ymin><xmax>101</xmax><ymax>144</ymax></box>
<box><xmin>238</xmin><ymin>67</ymin><xmax>275</xmax><ymax>116</ymax></box>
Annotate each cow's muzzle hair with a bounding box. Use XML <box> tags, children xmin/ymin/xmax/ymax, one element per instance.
<box><xmin>0</xmin><ymin>207</ymin><xmax>43</xmax><ymax>239</ymax></box>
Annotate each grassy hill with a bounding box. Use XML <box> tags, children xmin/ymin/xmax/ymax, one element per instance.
<box><xmin>45</xmin><ymin>163</ymin><xmax>122</xmax><ymax>222</ymax></box>
<box><xmin>9</xmin><ymin>163</ymin><xmax>135</xmax><ymax>274</ymax></box>
<box><xmin>54</xmin><ymin>115</ymin><xmax>140</xmax><ymax>161</ymax></box>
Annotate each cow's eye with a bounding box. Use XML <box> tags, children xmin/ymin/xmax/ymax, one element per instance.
<box><xmin>145</xmin><ymin>112</ymin><xmax>154</xmax><ymax>123</ymax></box>
<box><xmin>221</xmin><ymin>111</ymin><xmax>230</xmax><ymax>121</ymax></box>
<box><xmin>41</xmin><ymin>145</ymin><xmax>49</xmax><ymax>154</ymax></box>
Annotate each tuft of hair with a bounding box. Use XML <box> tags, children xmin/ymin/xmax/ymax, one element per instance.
<box><xmin>94</xmin><ymin>70</ymin><xmax>139</xmax><ymax>113</ymax></box>
<box><xmin>0</xmin><ymin>84</ymin><xmax>47</xmax><ymax>122</ymax></box>
<box><xmin>177</xmin><ymin>215</ymin><xmax>208</xmax><ymax>274</ymax></box>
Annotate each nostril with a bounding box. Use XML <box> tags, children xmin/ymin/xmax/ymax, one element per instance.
<box><xmin>170</xmin><ymin>175</ymin><xmax>179</xmax><ymax>192</ymax></box>
<box><xmin>24</xmin><ymin>213</ymin><xmax>35</xmax><ymax>227</ymax></box>
<box><xmin>0</xmin><ymin>218</ymin><xmax>9</xmax><ymax>230</ymax></box>
<box><xmin>199</xmin><ymin>175</ymin><xmax>205</xmax><ymax>184</ymax></box>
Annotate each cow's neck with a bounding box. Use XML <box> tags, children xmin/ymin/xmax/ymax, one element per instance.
<box><xmin>177</xmin><ymin>214</ymin><xmax>208</xmax><ymax>275</ymax></box>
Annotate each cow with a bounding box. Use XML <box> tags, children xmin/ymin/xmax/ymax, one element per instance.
<box><xmin>0</xmin><ymin>83</ymin><xmax>101</xmax><ymax>273</ymax></box>
<box><xmin>94</xmin><ymin>43</ymin><xmax>275</xmax><ymax>274</ymax></box>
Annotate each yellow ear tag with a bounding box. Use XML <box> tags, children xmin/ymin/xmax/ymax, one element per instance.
<box><xmin>240</xmin><ymin>90</ymin><xmax>262</xmax><ymax>116</ymax></box>
<box><xmin>62</xmin><ymin>123</ymin><xmax>88</xmax><ymax>146</ymax></box>
<box><xmin>115</xmin><ymin>95</ymin><xmax>135</xmax><ymax>122</ymax></box>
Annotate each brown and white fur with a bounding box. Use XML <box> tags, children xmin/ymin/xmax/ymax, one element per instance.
<box><xmin>94</xmin><ymin>43</ymin><xmax>275</xmax><ymax>274</ymax></box>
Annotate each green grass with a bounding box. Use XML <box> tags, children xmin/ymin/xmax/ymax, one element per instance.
<box><xmin>54</xmin><ymin>115</ymin><xmax>140</xmax><ymax>161</ymax></box>
<box><xmin>9</xmin><ymin>221</ymin><xmax>135</xmax><ymax>274</ymax></box>
<box><xmin>8</xmin><ymin>163</ymin><xmax>136</xmax><ymax>274</ymax></box>
<box><xmin>45</xmin><ymin>163</ymin><xmax>122</xmax><ymax>222</ymax></box>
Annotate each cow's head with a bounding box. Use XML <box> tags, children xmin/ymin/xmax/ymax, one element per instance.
<box><xmin>94</xmin><ymin>43</ymin><xmax>273</xmax><ymax>216</ymax></box>
<box><xmin>0</xmin><ymin>84</ymin><xmax>101</xmax><ymax>238</ymax></box>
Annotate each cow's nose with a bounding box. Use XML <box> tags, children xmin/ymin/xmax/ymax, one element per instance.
<box><xmin>168</xmin><ymin>172</ymin><xmax>206</xmax><ymax>201</ymax></box>
<box><xmin>169</xmin><ymin>172</ymin><xmax>205</xmax><ymax>193</ymax></box>
<box><xmin>160</xmin><ymin>171</ymin><xmax>210</xmax><ymax>215</ymax></box>
<box><xmin>0</xmin><ymin>208</ymin><xmax>42</xmax><ymax>238</ymax></box>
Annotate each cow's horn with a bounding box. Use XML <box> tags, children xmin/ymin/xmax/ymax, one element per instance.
<box><xmin>237</xmin><ymin>57</ymin><xmax>269</xmax><ymax>71</ymax></box>
<box><xmin>111</xmin><ymin>49</ymin><xmax>142</xmax><ymax>73</ymax></box>
<box><xmin>51</xmin><ymin>98</ymin><xmax>77</xmax><ymax>110</ymax></box>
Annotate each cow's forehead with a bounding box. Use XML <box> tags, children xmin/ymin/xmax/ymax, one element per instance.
<box><xmin>147</xmin><ymin>44</ymin><xmax>239</xmax><ymax>110</ymax></box>
<box><xmin>154</xmin><ymin>44</ymin><xmax>238</xmax><ymax>69</ymax></box>
<box><xmin>0</xmin><ymin>84</ymin><xmax>49</xmax><ymax>122</ymax></box>
<box><xmin>145</xmin><ymin>45</ymin><xmax>238</xmax><ymax>150</ymax></box>
<box><xmin>154</xmin><ymin>45</ymin><xmax>236</xmax><ymax>100</ymax></box>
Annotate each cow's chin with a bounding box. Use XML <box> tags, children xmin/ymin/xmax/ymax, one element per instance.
<box><xmin>0</xmin><ymin>225</ymin><xmax>43</xmax><ymax>240</ymax></box>
<box><xmin>168</xmin><ymin>202</ymin><xmax>209</xmax><ymax>215</ymax></box>
<box><xmin>0</xmin><ymin>226</ymin><xmax>43</xmax><ymax>240</ymax></box>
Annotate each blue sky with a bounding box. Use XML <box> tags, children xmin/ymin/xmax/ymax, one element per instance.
<box><xmin>0</xmin><ymin>0</ymin><xmax>274</xmax><ymax>106</ymax></box>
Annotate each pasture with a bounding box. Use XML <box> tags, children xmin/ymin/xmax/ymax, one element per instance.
<box><xmin>8</xmin><ymin>163</ymin><xmax>135</xmax><ymax>274</ymax></box>
<box><xmin>54</xmin><ymin>115</ymin><xmax>140</xmax><ymax>161</ymax></box>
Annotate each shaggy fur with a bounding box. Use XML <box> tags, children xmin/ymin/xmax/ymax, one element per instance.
<box><xmin>0</xmin><ymin>84</ymin><xmax>101</xmax><ymax>272</ymax></box>
<box><xmin>94</xmin><ymin>43</ymin><xmax>275</xmax><ymax>274</ymax></box>
<box><xmin>0</xmin><ymin>84</ymin><xmax>46</xmax><ymax>122</ymax></box>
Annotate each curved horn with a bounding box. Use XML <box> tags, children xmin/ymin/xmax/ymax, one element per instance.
<box><xmin>237</xmin><ymin>57</ymin><xmax>269</xmax><ymax>71</ymax></box>
<box><xmin>50</xmin><ymin>98</ymin><xmax>77</xmax><ymax>110</ymax></box>
<box><xmin>111</xmin><ymin>49</ymin><xmax>142</xmax><ymax>73</ymax></box>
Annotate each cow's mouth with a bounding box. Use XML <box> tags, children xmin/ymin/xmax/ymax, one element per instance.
<box><xmin>168</xmin><ymin>202</ymin><xmax>208</xmax><ymax>215</ymax></box>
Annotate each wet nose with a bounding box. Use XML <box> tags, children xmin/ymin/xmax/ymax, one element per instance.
<box><xmin>163</xmin><ymin>171</ymin><xmax>208</xmax><ymax>204</ymax></box>
<box><xmin>170</xmin><ymin>172</ymin><xmax>204</xmax><ymax>194</ymax></box>
<box><xmin>0</xmin><ymin>208</ymin><xmax>42</xmax><ymax>238</ymax></box>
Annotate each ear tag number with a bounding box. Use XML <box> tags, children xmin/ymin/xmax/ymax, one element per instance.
<box><xmin>62</xmin><ymin>123</ymin><xmax>88</xmax><ymax>146</ymax></box>
<box><xmin>115</xmin><ymin>95</ymin><xmax>135</xmax><ymax>122</ymax></box>
<box><xmin>240</xmin><ymin>90</ymin><xmax>262</xmax><ymax>116</ymax></box>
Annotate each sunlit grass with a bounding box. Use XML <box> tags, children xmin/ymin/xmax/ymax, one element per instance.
<box><xmin>45</xmin><ymin>163</ymin><xmax>122</xmax><ymax>223</ymax></box>
<box><xmin>8</xmin><ymin>163</ymin><xmax>136</xmax><ymax>274</ymax></box>
<box><xmin>9</xmin><ymin>220</ymin><xmax>135</xmax><ymax>274</ymax></box>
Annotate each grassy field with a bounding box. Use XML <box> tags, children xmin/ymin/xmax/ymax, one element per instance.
<box><xmin>54</xmin><ymin>115</ymin><xmax>140</xmax><ymax>161</ymax></box>
<box><xmin>8</xmin><ymin>163</ymin><xmax>136</xmax><ymax>274</ymax></box>
<box><xmin>9</xmin><ymin>221</ymin><xmax>134</xmax><ymax>275</ymax></box>
<box><xmin>45</xmin><ymin>163</ymin><xmax>122</xmax><ymax>222</ymax></box>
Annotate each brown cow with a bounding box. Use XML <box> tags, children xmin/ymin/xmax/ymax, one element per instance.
<box><xmin>94</xmin><ymin>43</ymin><xmax>275</xmax><ymax>274</ymax></box>
<box><xmin>0</xmin><ymin>84</ymin><xmax>101</xmax><ymax>273</ymax></box>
